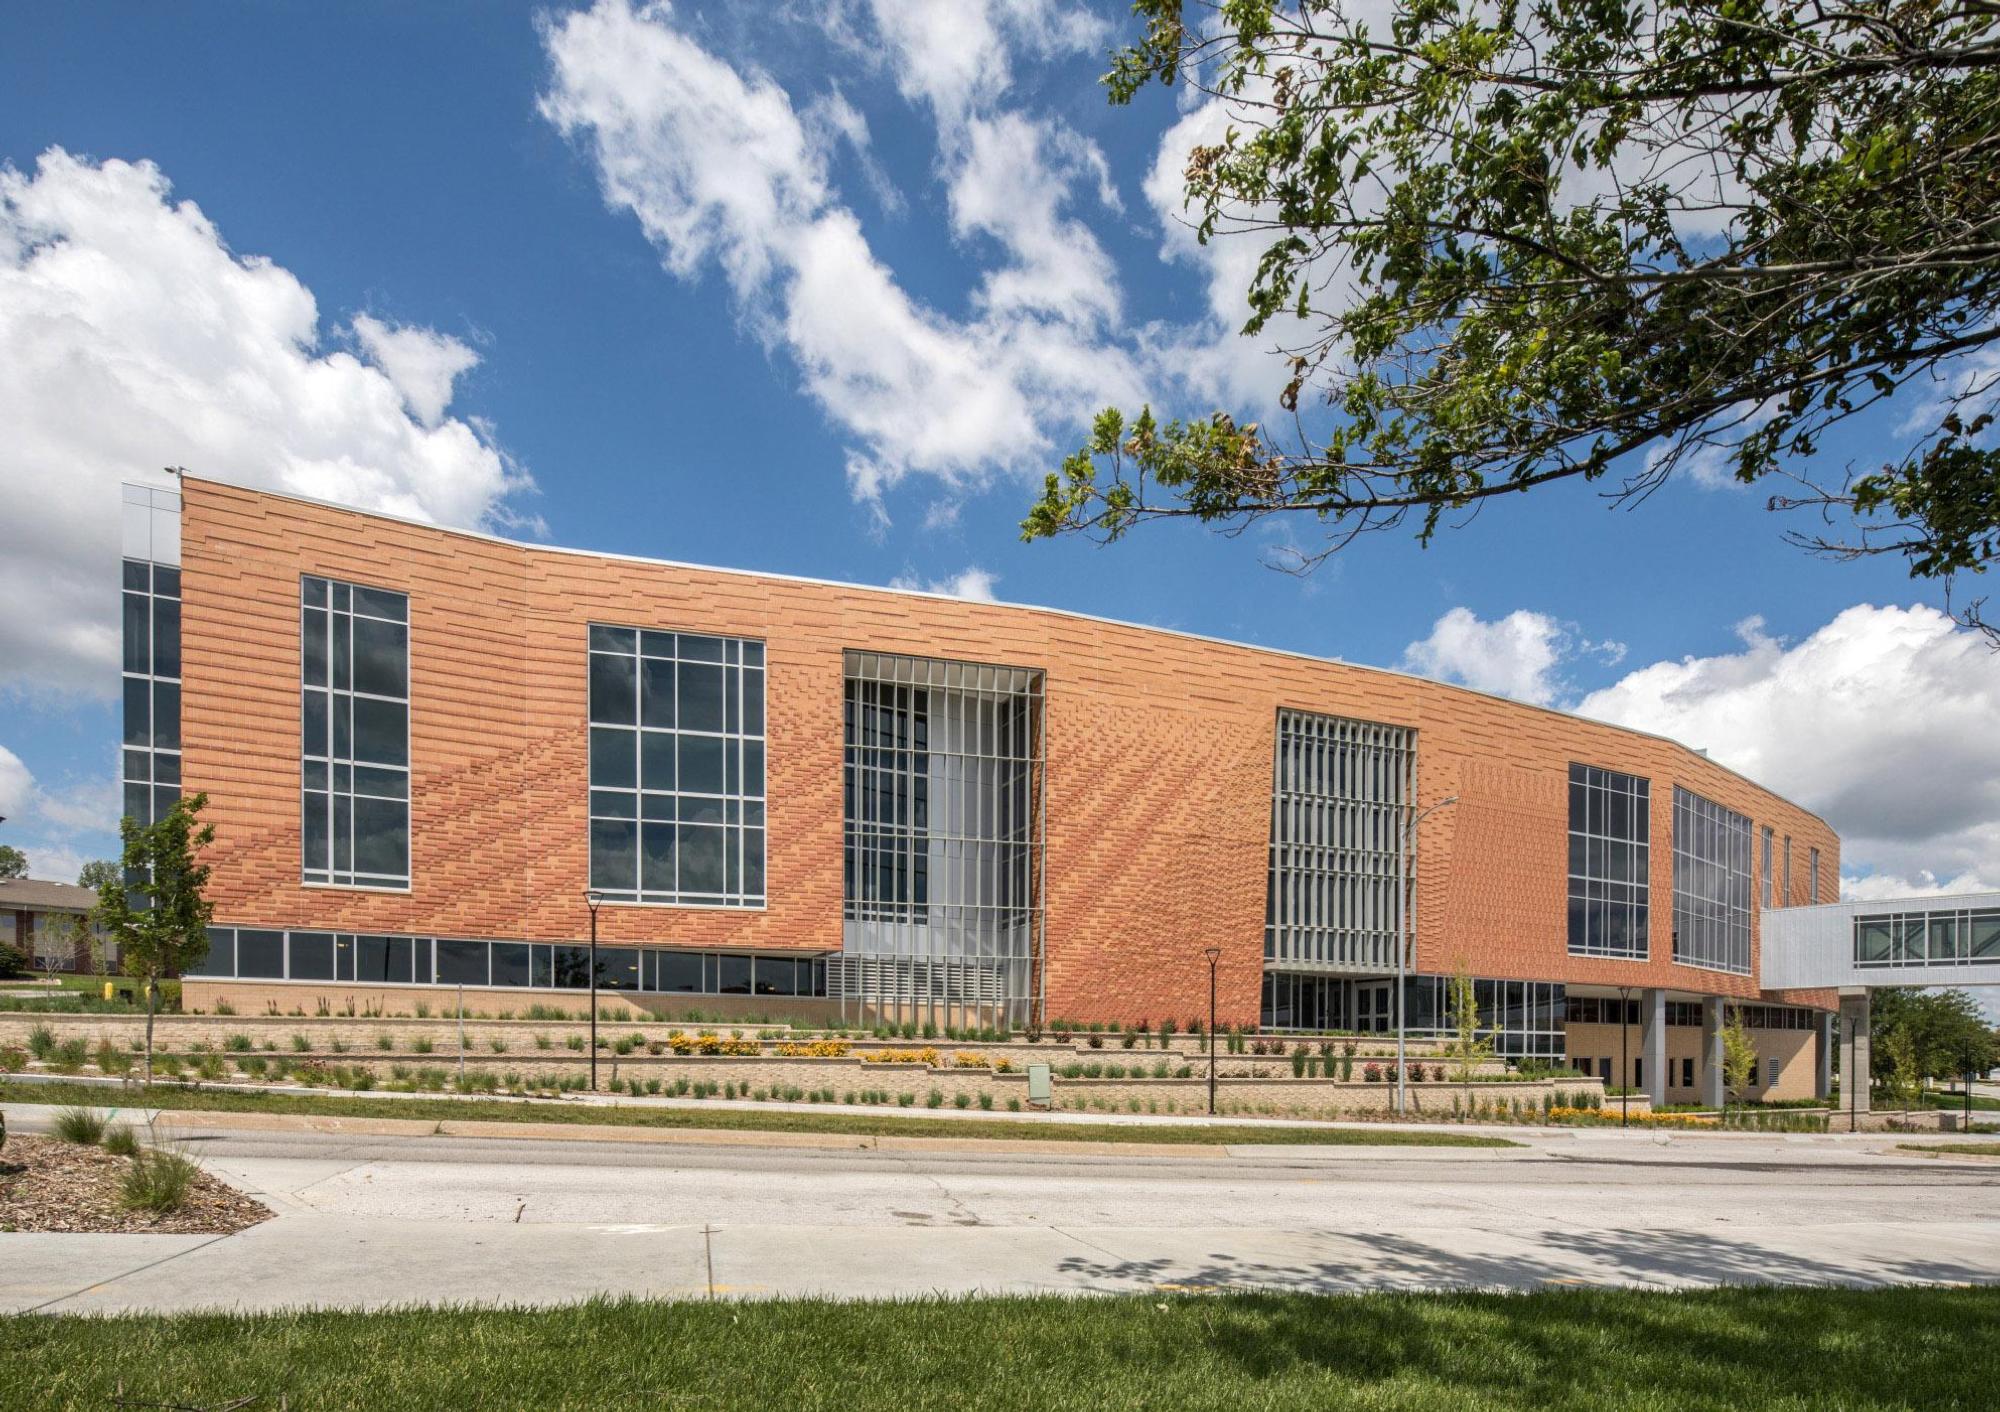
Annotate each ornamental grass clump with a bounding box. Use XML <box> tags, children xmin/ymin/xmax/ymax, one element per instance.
<box><xmin>102</xmin><ymin>1124</ymin><xmax>141</xmax><ymax>1158</ymax></box>
<box><xmin>52</xmin><ymin>1106</ymin><xmax>106</xmax><ymax>1144</ymax></box>
<box><xmin>121</xmin><ymin>1146</ymin><xmax>200</xmax><ymax>1215</ymax></box>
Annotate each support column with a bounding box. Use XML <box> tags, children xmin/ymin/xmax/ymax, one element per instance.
<box><xmin>1640</xmin><ymin>987</ymin><xmax>1668</xmax><ymax>1107</ymax></box>
<box><xmin>1816</xmin><ymin>1010</ymin><xmax>1835</xmax><ymax>1100</ymax></box>
<box><xmin>1839</xmin><ymin>988</ymin><xmax>1872</xmax><ymax>1124</ymax></box>
<box><xmin>1700</xmin><ymin>996</ymin><xmax>1726</xmax><ymax>1109</ymax></box>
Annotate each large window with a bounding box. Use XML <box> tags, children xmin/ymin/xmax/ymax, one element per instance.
<box><xmin>1672</xmin><ymin>786</ymin><xmax>1753</xmax><ymax>973</ymax></box>
<box><xmin>1266</xmin><ymin>710</ymin><xmax>1414</xmax><ymax>972</ymax></box>
<box><xmin>302</xmin><ymin>577</ymin><xmax>410</xmax><ymax>888</ymax></box>
<box><xmin>1566</xmin><ymin>764</ymin><xmax>1650</xmax><ymax>959</ymax></box>
<box><xmin>121</xmin><ymin>559</ymin><xmax>182</xmax><ymax>828</ymax></box>
<box><xmin>1855</xmin><ymin>907</ymin><xmax>2000</xmax><ymax>967</ymax></box>
<box><xmin>586</xmin><ymin>625</ymin><xmax>765</xmax><ymax>907</ymax></box>
<box><xmin>835</xmin><ymin>651</ymin><xmax>1044</xmax><ymax>1029</ymax></box>
<box><xmin>189</xmin><ymin>927</ymin><xmax>825</xmax><ymax>994</ymax></box>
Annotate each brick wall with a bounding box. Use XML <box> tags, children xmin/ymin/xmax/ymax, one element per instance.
<box><xmin>178</xmin><ymin>477</ymin><xmax>1841</xmax><ymax>1027</ymax></box>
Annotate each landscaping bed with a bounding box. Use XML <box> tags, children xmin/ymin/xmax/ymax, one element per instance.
<box><xmin>0</xmin><ymin>1129</ymin><xmax>270</xmax><ymax>1235</ymax></box>
<box><xmin>2</xmin><ymin>1287</ymin><xmax>1996</xmax><ymax>1410</ymax></box>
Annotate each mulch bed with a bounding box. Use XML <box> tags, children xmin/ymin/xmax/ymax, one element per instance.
<box><xmin>0</xmin><ymin>1132</ymin><xmax>272</xmax><ymax>1234</ymax></box>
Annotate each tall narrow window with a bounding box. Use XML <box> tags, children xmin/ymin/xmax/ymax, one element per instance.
<box><xmin>1266</xmin><ymin>710</ymin><xmax>1415</xmax><ymax>972</ymax></box>
<box><xmin>1760</xmin><ymin>826</ymin><xmax>1774</xmax><ymax>908</ymax></box>
<box><xmin>121</xmin><ymin>559</ymin><xmax>182</xmax><ymax>828</ymax></box>
<box><xmin>1809</xmin><ymin>847</ymin><xmax>1821</xmax><ymax>902</ymax></box>
<box><xmin>301</xmin><ymin>577</ymin><xmax>409</xmax><ymax>888</ymax></box>
<box><xmin>1566</xmin><ymin>763</ymin><xmax>1651</xmax><ymax>959</ymax></box>
<box><xmin>1782</xmin><ymin>835</ymin><xmax>1793</xmax><ymax>905</ymax></box>
<box><xmin>1673</xmin><ymin>787</ymin><xmax>1753</xmax><ymax>973</ymax></box>
<box><xmin>586</xmin><ymin>625</ymin><xmax>765</xmax><ymax>906</ymax></box>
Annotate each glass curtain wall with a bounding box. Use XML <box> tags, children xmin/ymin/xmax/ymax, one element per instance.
<box><xmin>301</xmin><ymin>577</ymin><xmax>411</xmax><ymax>888</ymax></box>
<box><xmin>1672</xmin><ymin>786</ymin><xmax>1754</xmax><ymax>973</ymax></box>
<box><xmin>835</xmin><ymin>651</ymin><xmax>1044</xmax><ymax>1029</ymax></box>
<box><xmin>1566</xmin><ymin>763</ymin><xmax>1650</xmax><ymax>959</ymax></box>
<box><xmin>121</xmin><ymin>484</ymin><xmax>183</xmax><ymax>833</ymax></box>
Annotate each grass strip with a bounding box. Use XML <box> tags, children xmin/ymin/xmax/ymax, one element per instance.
<box><xmin>1897</xmin><ymin>1142</ymin><xmax>2000</xmax><ymax>1158</ymax></box>
<box><xmin>4</xmin><ymin>1287</ymin><xmax>1996</xmax><ymax>1411</ymax></box>
<box><xmin>0</xmin><ymin>1079</ymin><xmax>1515</xmax><ymax>1148</ymax></box>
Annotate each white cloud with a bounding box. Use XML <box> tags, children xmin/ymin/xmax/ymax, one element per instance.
<box><xmin>0</xmin><ymin>742</ymin><xmax>117</xmax><ymax>884</ymax></box>
<box><xmin>0</xmin><ymin>745</ymin><xmax>31</xmax><ymax>824</ymax></box>
<box><xmin>888</xmin><ymin>566</ymin><xmax>1000</xmax><ymax>602</ymax></box>
<box><xmin>1842</xmin><ymin>869</ymin><xmax>1995</xmax><ymax>902</ymax></box>
<box><xmin>1402</xmin><ymin>607</ymin><xmax>1625</xmax><ymax>707</ymax></box>
<box><xmin>0</xmin><ymin>148</ymin><xmax>533</xmax><ymax>701</ymax></box>
<box><xmin>540</xmin><ymin>0</ymin><xmax>1142</xmax><ymax>520</ymax></box>
<box><xmin>1575</xmin><ymin>605</ymin><xmax>2000</xmax><ymax>894</ymax></box>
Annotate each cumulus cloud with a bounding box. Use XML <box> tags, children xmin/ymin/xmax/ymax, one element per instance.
<box><xmin>0</xmin><ymin>148</ymin><xmax>533</xmax><ymax>701</ymax></box>
<box><xmin>0</xmin><ymin>742</ymin><xmax>117</xmax><ymax>882</ymax></box>
<box><xmin>1401</xmin><ymin>607</ymin><xmax>1626</xmax><ymax>707</ymax></box>
<box><xmin>539</xmin><ymin>0</ymin><xmax>1141</xmax><ymax>519</ymax></box>
<box><xmin>888</xmin><ymin>566</ymin><xmax>1000</xmax><ymax>602</ymax></box>
<box><xmin>1574</xmin><ymin>606</ymin><xmax>2000</xmax><ymax>895</ymax></box>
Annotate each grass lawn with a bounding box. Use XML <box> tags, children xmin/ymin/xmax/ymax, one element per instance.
<box><xmin>1898</xmin><ymin>1142</ymin><xmax>2000</xmax><ymax>1158</ymax></box>
<box><xmin>0</xmin><ymin>1080</ymin><xmax>1516</xmax><ymax>1149</ymax></box>
<box><xmin>4</xmin><ymin>1287</ymin><xmax>1996</xmax><ymax>1410</ymax></box>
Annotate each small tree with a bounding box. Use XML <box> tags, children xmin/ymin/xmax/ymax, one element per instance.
<box><xmin>1447</xmin><ymin>968</ymin><xmax>1491</xmax><ymax>1108</ymax></box>
<box><xmin>93</xmin><ymin>794</ymin><xmax>215</xmax><ymax>1082</ymax></box>
<box><xmin>1720</xmin><ymin>1007</ymin><xmax>1758</xmax><ymax>1125</ymax></box>
<box><xmin>0</xmin><ymin>844</ymin><xmax>27</xmax><ymax>881</ymax></box>
<box><xmin>1876</xmin><ymin>1024</ymin><xmax>1921</xmax><ymax>1112</ymax></box>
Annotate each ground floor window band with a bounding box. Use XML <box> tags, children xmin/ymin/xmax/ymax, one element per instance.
<box><xmin>189</xmin><ymin>927</ymin><xmax>827</xmax><ymax>997</ymax></box>
<box><xmin>1261</xmin><ymin>971</ymin><xmax>1567</xmax><ymax>1059</ymax></box>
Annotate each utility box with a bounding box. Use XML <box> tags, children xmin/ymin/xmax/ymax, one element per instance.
<box><xmin>1027</xmin><ymin>1063</ymin><xmax>1052</xmax><ymax>1108</ymax></box>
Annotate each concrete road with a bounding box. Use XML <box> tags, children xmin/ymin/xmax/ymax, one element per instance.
<box><xmin>4</xmin><ymin>1112</ymin><xmax>1997</xmax><ymax>1312</ymax></box>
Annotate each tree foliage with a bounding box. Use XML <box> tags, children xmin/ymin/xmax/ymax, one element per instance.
<box><xmin>1447</xmin><ymin>966</ymin><xmax>1492</xmax><ymax>1090</ymax></box>
<box><xmin>1720</xmin><ymin>1005</ymin><xmax>1758</xmax><ymax>1116</ymax></box>
<box><xmin>93</xmin><ymin>794</ymin><xmax>215</xmax><ymax>1081</ymax></box>
<box><xmin>0</xmin><ymin>844</ymin><xmax>26</xmax><ymax>881</ymax></box>
<box><xmin>1871</xmin><ymin>986</ymin><xmax>1999</xmax><ymax>1085</ymax></box>
<box><xmin>76</xmin><ymin>858</ymin><xmax>120</xmax><ymax>892</ymax></box>
<box><xmin>1026</xmin><ymin>0</ymin><xmax>2000</xmax><ymax>625</ymax></box>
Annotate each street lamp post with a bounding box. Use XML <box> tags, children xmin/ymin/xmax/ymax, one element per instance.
<box><xmin>1397</xmin><ymin>795</ymin><xmax>1458</xmax><ymax>1117</ymax></box>
<box><xmin>1617</xmin><ymin>984</ymin><xmax>1633</xmax><ymax>1129</ymax></box>
<box><xmin>585</xmin><ymin>890</ymin><xmax>603</xmax><ymax>1091</ymax></box>
<box><xmin>1203</xmin><ymin>947</ymin><xmax>1221</xmax><ymax>1115</ymax></box>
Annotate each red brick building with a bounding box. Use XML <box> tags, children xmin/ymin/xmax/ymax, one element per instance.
<box><xmin>124</xmin><ymin>475</ymin><xmax>1839</xmax><ymax>1101</ymax></box>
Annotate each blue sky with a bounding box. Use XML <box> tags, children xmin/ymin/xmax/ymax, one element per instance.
<box><xmin>1</xmin><ymin>1</ymin><xmax>1994</xmax><ymax>904</ymax></box>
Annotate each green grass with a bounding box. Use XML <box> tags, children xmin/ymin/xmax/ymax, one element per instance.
<box><xmin>0</xmin><ymin>1080</ymin><xmax>1515</xmax><ymax>1149</ymax></box>
<box><xmin>1898</xmin><ymin>1142</ymin><xmax>2000</xmax><ymax>1158</ymax></box>
<box><xmin>2</xmin><ymin>1288</ymin><xmax>1997</xmax><ymax>1410</ymax></box>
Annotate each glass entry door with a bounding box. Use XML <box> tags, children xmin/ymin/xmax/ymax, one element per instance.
<box><xmin>1355</xmin><ymin>980</ymin><xmax>1392</xmax><ymax>1032</ymax></box>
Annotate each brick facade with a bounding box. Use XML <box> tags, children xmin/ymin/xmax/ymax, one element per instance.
<box><xmin>177</xmin><ymin>477</ymin><xmax>1840</xmax><ymax>1027</ymax></box>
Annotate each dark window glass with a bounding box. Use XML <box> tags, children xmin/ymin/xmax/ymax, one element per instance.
<box><xmin>677</xmin><ymin>662</ymin><xmax>725</xmax><ymax>732</ymax></box>
<box><xmin>350</xmin><ymin>586</ymin><xmax>407</xmax><ymax>622</ymax></box>
<box><xmin>289</xmin><ymin>932</ymin><xmax>335</xmax><ymax>981</ymax></box>
<box><xmin>591</xmin><ymin>819</ymin><xmax>637</xmax><ymax>891</ymax></box>
<box><xmin>742</xmin><ymin>640</ymin><xmax>763</xmax><ymax>668</ymax></box>
<box><xmin>353</xmin><ymin>796</ymin><xmax>409</xmax><ymax>877</ymax></box>
<box><xmin>352</xmin><ymin>696</ymin><xmax>407</xmax><ymax>766</ymax></box>
<box><xmin>742</xmin><ymin>670</ymin><xmax>764</xmax><ymax>735</ymax></box>
<box><xmin>436</xmin><ymin>938</ymin><xmax>488</xmax><ymax>986</ymax></box>
<box><xmin>744</xmin><ymin>831</ymin><xmax>764</xmax><ymax>896</ymax></box>
<box><xmin>679</xmin><ymin>735</ymin><xmax>725</xmax><ymax>794</ymax></box>
<box><xmin>152</xmin><ymin>682</ymin><xmax>180</xmax><ymax>751</ymax></box>
<box><xmin>357</xmin><ymin>934</ymin><xmax>413</xmax><ymax>984</ymax></box>
<box><xmin>590</xmin><ymin>728</ymin><xmax>637</xmax><ymax>788</ymax></box>
<box><xmin>302</xmin><ymin>576</ymin><xmax>328</xmax><ymax>607</ymax></box>
<box><xmin>124</xmin><ymin>560</ymin><xmax>150</xmax><ymax>591</ymax></box>
<box><xmin>152</xmin><ymin>596</ymin><xmax>180</xmax><ymax>679</ymax></box>
<box><xmin>754</xmin><ymin>957</ymin><xmax>798</xmax><ymax>995</ymax></box>
<box><xmin>743</xmin><ymin>740</ymin><xmax>764</xmax><ymax>799</ymax></box>
<box><xmin>353</xmin><ymin>765</ymin><xmax>406</xmax><ymax>799</ymax></box>
<box><xmin>123</xmin><ymin>593</ymin><xmax>149</xmax><ymax>674</ymax></box>
<box><xmin>642</xmin><ymin>821</ymin><xmax>676</xmax><ymax>892</ymax></box>
<box><xmin>590</xmin><ymin>652</ymin><xmax>636</xmax><ymax>725</ymax></box>
<box><xmin>641</xmin><ymin>732</ymin><xmax>675</xmax><ymax>790</ymax></box>
<box><xmin>351</xmin><ymin>617</ymin><xmax>407</xmax><ymax>698</ymax></box>
<box><xmin>302</xmin><ymin>609</ymin><xmax>327</xmax><ymax>686</ymax></box>
<box><xmin>124</xmin><ymin>676</ymin><xmax>150</xmax><ymax>747</ymax></box>
<box><xmin>679</xmin><ymin>635</ymin><xmax>724</xmax><ymax>662</ymax></box>
<box><xmin>717</xmin><ymin>954</ymin><xmax>752</xmax><ymax>993</ymax></box>
<box><xmin>490</xmin><ymin>942</ymin><xmax>532</xmax><ymax>988</ymax></box>
<box><xmin>591</xmin><ymin>789</ymin><xmax>637</xmax><ymax>819</ymax></box>
<box><xmin>237</xmin><ymin>929</ymin><xmax>285</xmax><ymax>978</ymax></box>
<box><xmin>640</xmin><ymin>657</ymin><xmax>675</xmax><ymax>728</ymax></box>
<box><xmin>678</xmin><ymin>823</ymin><xmax>725</xmax><ymax>893</ymax></box>
<box><xmin>190</xmin><ymin>928</ymin><xmax>234</xmax><ymax>978</ymax></box>
<box><xmin>678</xmin><ymin>794</ymin><xmax>724</xmax><ymax>825</ymax></box>
<box><xmin>595</xmin><ymin>946</ymin><xmax>640</xmax><ymax>990</ymax></box>
<box><xmin>589</xmin><ymin>624</ymin><xmax>635</xmax><ymax>653</ymax></box>
<box><xmin>551</xmin><ymin>945</ymin><xmax>592</xmax><ymax>988</ymax></box>
<box><xmin>302</xmin><ymin>689</ymin><xmax>327</xmax><ymax>757</ymax></box>
<box><xmin>655</xmin><ymin>951</ymin><xmax>703</xmax><ymax>992</ymax></box>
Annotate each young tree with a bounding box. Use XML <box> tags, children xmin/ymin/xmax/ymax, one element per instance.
<box><xmin>0</xmin><ymin>844</ymin><xmax>26</xmax><ymax>880</ymax></box>
<box><xmin>1447</xmin><ymin>967</ymin><xmax>1491</xmax><ymax>1107</ymax></box>
<box><xmin>1025</xmin><ymin>0</ymin><xmax>2000</xmax><ymax>634</ymax></box>
<box><xmin>93</xmin><ymin>794</ymin><xmax>214</xmax><ymax>1082</ymax></box>
<box><xmin>1876</xmin><ymin>1023</ymin><xmax>1921</xmax><ymax>1112</ymax></box>
<box><xmin>1720</xmin><ymin>1007</ymin><xmax>1758</xmax><ymax>1125</ymax></box>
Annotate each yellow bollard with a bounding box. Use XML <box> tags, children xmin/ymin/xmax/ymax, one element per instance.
<box><xmin>104</xmin><ymin>981</ymin><xmax>115</xmax><ymax>1001</ymax></box>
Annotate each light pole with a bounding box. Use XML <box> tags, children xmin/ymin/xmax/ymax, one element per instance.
<box><xmin>1617</xmin><ymin>984</ymin><xmax>1633</xmax><ymax>1129</ymax></box>
<box><xmin>1397</xmin><ymin>795</ymin><xmax>1458</xmax><ymax>1116</ymax></box>
<box><xmin>585</xmin><ymin>889</ymin><xmax>603</xmax><ymax>1091</ymax></box>
<box><xmin>1203</xmin><ymin>946</ymin><xmax>1221</xmax><ymax>1115</ymax></box>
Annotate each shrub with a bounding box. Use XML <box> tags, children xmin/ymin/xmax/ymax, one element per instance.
<box><xmin>566</xmin><ymin>1035</ymin><xmax>585</xmax><ymax>1051</ymax></box>
<box><xmin>290</xmin><ymin>1033</ymin><xmax>311</xmax><ymax>1052</ymax></box>
<box><xmin>1120</xmin><ymin>1032</ymin><xmax>1138</xmax><ymax>1049</ymax></box>
<box><xmin>898</xmin><ymin>1092</ymin><xmax>916</xmax><ymax>1106</ymax></box>
<box><xmin>224</xmin><ymin>1033</ymin><xmax>253</xmax><ymax>1053</ymax></box>
<box><xmin>50</xmin><ymin>1038</ymin><xmax>88</xmax><ymax>1073</ymax></box>
<box><xmin>1175</xmin><ymin>1064</ymin><xmax>1193</xmax><ymax>1079</ymax></box>
<box><xmin>122</xmin><ymin>1147</ymin><xmax>201</xmax><ymax>1215</ymax></box>
<box><xmin>925</xmin><ymin>1089</ymin><xmax>944</xmax><ymax>1108</ymax></box>
<box><xmin>0</xmin><ymin>1045</ymin><xmax>26</xmax><ymax>1073</ymax></box>
<box><xmin>860</xmin><ymin>1046</ymin><xmax>940</xmax><ymax>1066</ymax></box>
<box><xmin>533</xmin><ymin>1033</ymin><xmax>552</xmax><ymax>1050</ymax></box>
<box><xmin>53</xmin><ymin>1106</ymin><xmax>107</xmax><ymax>1144</ymax></box>
<box><xmin>102</xmin><ymin>1125</ymin><xmax>142</xmax><ymax>1158</ymax></box>
<box><xmin>1363</xmin><ymin>1062</ymin><xmax>1383</xmax><ymax>1083</ymax></box>
<box><xmin>953</xmin><ymin>1093</ymin><xmax>971</xmax><ymax>1109</ymax></box>
<box><xmin>26</xmin><ymin>1024</ymin><xmax>57</xmax><ymax>1060</ymax></box>
<box><xmin>1409</xmin><ymin>1063</ymin><xmax>1426</xmax><ymax>1084</ymax></box>
<box><xmin>978</xmin><ymin>1093</ymin><xmax>994</xmax><ymax>1110</ymax></box>
<box><xmin>213</xmin><ymin>1001</ymin><xmax>236</xmax><ymax>1016</ymax></box>
<box><xmin>1086</xmin><ymin>1034</ymin><xmax>1103</xmax><ymax>1049</ymax></box>
<box><xmin>1291</xmin><ymin>1049</ymin><xmax>1308</xmax><ymax>1078</ymax></box>
<box><xmin>94</xmin><ymin>1037</ymin><xmax>132</xmax><ymax>1077</ymax></box>
<box><xmin>771</xmin><ymin>1039</ymin><xmax>852</xmax><ymax>1058</ymax></box>
<box><xmin>1007</xmin><ymin>1096</ymin><xmax>1022</xmax><ymax>1112</ymax></box>
<box><xmin>410</xmin><ymin>1036</ymin><xmax>435</xmax><ymax>1055</ymax></box>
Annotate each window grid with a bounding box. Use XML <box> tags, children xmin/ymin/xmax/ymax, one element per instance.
<box><xmin>1566</xmin><ymin>763</ymin><xmax>1651</xmax><ymax>959</ymax></box>
<box><xmin>1260</xmin><ymin>972</ymin><xmax>1566</xmax><ymax>1059</ymax></box>
<box><xmin>1265</xmin><ymin>711</ymin><xmax>1415</xmax><ymax>973</ymax></box>
<box><xmin>1854</xmin><ymin>908</ymin><xmax>2000</xmax><ymax>967</ymax></box>
<box><xmin>586</xmin><ymin>625</ymin><xmax>766</xmax><ymax>907</ymax></box>
<box><xmin>190</xmin><ymin>926</ymin><xmax>828</xmax><ymax>995</ymax></box>
<box><xmin>1672</xmin><ymin>786</ymin><xmax>1754</xmax><ymax>974</ymax></box>
<box><xmin>836</xmin><ymin>651</ymin><xmax>1045</xmax><ymax>1030</ymax></box>
<box><xmin>301</xmin><ymin>577</ymin><xmax>410</xmax><ymax>889</ymax></box>
<box><xmin>121</xmin><ymin>559</ymin><xmax>182</xmax><ymax>829</ymax></box>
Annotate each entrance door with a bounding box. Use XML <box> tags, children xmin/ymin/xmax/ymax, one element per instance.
<box><xmin>1355</xmin><ymin>980</ymin><xmax>1392</xmax><ymax>1033</ymax></box>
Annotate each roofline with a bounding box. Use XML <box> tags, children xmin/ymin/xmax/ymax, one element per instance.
<box><xmin>167</xmin><ymin>470</ymin><xmax>1835</xmax><ymax>830</ymax></box>
<box><xmin>1775</xmin><ymin>889</ymin><xmax>2000</xmax><ymax>914</ymax></box>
